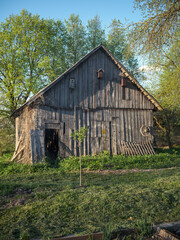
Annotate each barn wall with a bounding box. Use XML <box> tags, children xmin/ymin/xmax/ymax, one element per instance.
<box><xmin>36</xmin><ymin>105</ymin><xmax>153</xmax><ymax>157</ymax></box>
<box><xmin>15</xmin><ymin>107</ymin><xmax>36</xmax><ymax>163</ymax></box>
<box><xmin>43</xmin><ymin>49</ymin><xmax>155</xmax><ymax>111</ymax></box>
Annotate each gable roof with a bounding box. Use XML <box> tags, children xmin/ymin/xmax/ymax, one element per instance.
<box><xmin>12</xmin><ymin>44</ymin><xmax>163</xmax><ymax>116</ymax></box>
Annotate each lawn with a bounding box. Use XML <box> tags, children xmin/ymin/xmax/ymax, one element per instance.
<box><xmin>0</xmin><ymin>150</ymin><xmax>180</xmax><ymax>239</ymax></box>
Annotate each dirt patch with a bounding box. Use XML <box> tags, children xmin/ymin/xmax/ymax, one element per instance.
<box><xmin>0</xmin><ymin>188</ymin><xmax>33</xmax><ymax>211</ymax></box>
<box><xmin>83</xmin><ymin>167</ymin><xmax>179</xmax><ymax>175</ymax></box>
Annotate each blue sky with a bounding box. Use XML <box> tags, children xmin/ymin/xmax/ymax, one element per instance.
<box><xmin>0</xmin><ymin>0</ymin><xmax>143</xmax><ymax>28</ymax></box>
<box><xmin>1</xmin><ymin>0</ymin><xmax>150</xmax><ymax>75</ymax></box>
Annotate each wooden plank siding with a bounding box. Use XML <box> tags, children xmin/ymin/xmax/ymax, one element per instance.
<box><xmin>34</xmin><ymin>106</ymin><xmax>154</xmax><ymax>157</ymax></box>
<box><xmin>13</xmin><ymin>46</ymin><xmax>159</xmax><ymax>163</ymax></box>
<box><xmin>43</xmin><ymin>49</ymin><xmax>155</xmax><ymax>111</ymax></box>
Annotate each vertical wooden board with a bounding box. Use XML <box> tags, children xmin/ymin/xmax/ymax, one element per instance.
<box><xmin>90</xmin><ymin>111</ymin><xmax>94</xmax><ymax>154</ymax></box>
<box><xmin>129</xmin><ymin>110</ymin><xmax>133</xmax><ymax>142</ymax></box>
<box><xmin>60</xmin><ymin>79</ymin><xmax>64</xmax><ymax>107</ymax></box>
<box><xmin>134</xmin><ymin>87</ymin><xmax>137</xmax><ymax>109</ymax></box>
<box><xmin>104</xmin><ymin>55</ymin><xmax>109</xmax><ymax>107</ymax></box>
<box><xmin>118</xmin><ymin>72</ymin><xmax>122</xmax><ymax>108</ymax></box>
<box><xmin>142</xmin><ymin>94</ymin><xmax>145</xmax><ymax>109</ymax></box>
<box><xmin>82</xmin><ymin>110</ymin><xmax>86</xmax><ymax>155</ymax></box>
<box><xmin>30</xmin><ymin>130</ymin><xmax>35</xmax><ymax>164</ymax></box>
<box><xmin>100</xmin><ymin>51</ymin><xmax>105</xmax><ymax>107</ymax></box>
<box><xmin>115</xmin><ymin>110</ymin><xmax>119</xmax><ymax>154</ymax></box>
<box><xmin>88</xmin><ymin>110</ymin><xmax>92</xmax><ymax>155</ymax></box>
<box><xmin>131</xmin><ymin>85</ymin><xmax>134</xmax><ymax>108</ymax></box>
<box><xmin>112</xmin><ymin>118</ymin><xmax>117</xmax><ymax>155</ymax></box>
<box><xmin>122</xmin><ymin>110</ymin><xmax>126</xmax><ymax>142</ymax></box>
<box><xmin>98</xmin><ymin>119</ymin><xmax>102</xmax><ymax>137</ymax></box>
<box><xmin>126</xmin><ymin>110</ymin><xmax>130</xmax><ymax>142</ymax></box>
<box><xmin>97</xmin><ymin>51</ymin><xmax>100</xmax><ymax>107</ymax></box>
<box><xmin>111</xmin><ymin>64</ymin><xmax>115</xmax><ymax>108</ymax></box>
<box><xmin>108</xmin><ymin>59</ymin><xmax>112</xmax><ymax>107</ymax></box>
<box><xmin>106</xmin><ymin>121</ymin><xmax>111</xmax><ymax>152</ymax></box>
<box><xmin>139</xmin><ymin>91</ymin><xmax>142</xmax><ymax>109</ymax></box>
<box><xmin>73</xmin><ymin>107</ymin><xmax>77</xmax><ymax>156</ymax></box>
<box><xmin>78</xmin><ymin>65</ymin><xmax>82</xmax><ymax>108</ymax></box>
<box><xmin>92</xmin><ymin>53</ymin><xmax>97</xmax><ymax>109</ymax></box>
<box><xmin>94</xmin><ymin>111</ymin><xmax>97</xmax><ymax>138</ymax></box>
<box><xmin>117</xmin><ymin>110</ymin><xmax>121</xmax><ymax>153</ymax></box>
<box><xmin>101</xmin><ymin>121</ymin><xmax>105</xmax><ymax>151</ymax></box>
<box><xmin>58</xmin><ymin>81</ymin><xmax>61</xmax><ymax>106</ymax></box>
<box><xmin>86</xmin><ymin>110</ymin><xmax>89</xmax><ymax>155</ymax></box>
<box><xmin>30</xmin><ymin>129</ymin><xmax>45</xmax><ymax>163</ymax></box>
<box><xmin>75</xmin><ymin>68</ymin><xmax>79</xmax><ymax>107</ymax></box>
<box><xmin>137</xmin><ymin>110</ymin><xmax>141</xmax><ymax>143</ymax></box>
<box><xmin>132</xmin><ymin>110</ymin><xmax>136</xmax><ymax>143</ymax></box>
<box><xmin>84</xmin><ymin>110</ymin><xmax>88</xmax><ymax>155</ymax></box>
<box><xmin>81</xmin><ymin>63</ymin><xmax>86</xmax><ymax>108</ymax></box>
<box><xmin>80</xmin><ymin>64</ymin><xmax>84</xmax><ymax>108</ymax></box>
<box><xmin>84</xmin><ymin>61</ymin><xmax>88</xmax><ymax>108</ymax></box>
<box><xmin>87</xmin><ymin>56</ymin><xmax>92</xmax><ymax>108</ymax></box>
<box><xmin>72</xmin><ymin>68</ymin><xmax>78</xmax><ymax>107</ymax></box>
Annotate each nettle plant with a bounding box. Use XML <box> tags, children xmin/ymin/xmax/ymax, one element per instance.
<box><xmin>71</xmin><ymin>126</ymin><xmax>88</xmax><ymax>186</ymax></box>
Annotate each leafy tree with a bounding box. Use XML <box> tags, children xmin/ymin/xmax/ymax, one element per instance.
<box><xmin>129</xmin><ymin>0</ymin><xmax>180</xmax><ymax>148</ymax></box>
<box><xmin>65</xmin><ymin>14</ymin><xmax>87</xmax><ymax>67</ymax></box>
<box><xmin>0</xmin><ymin>10</ymin><xmax>66</xmax><ymax>116</ymax></box>
<box><xmin>71</xmin><ymin>126</ymin><xmax>88</xmax><ymax>186</ymax></box>
<box><xmin>0</xmin><ymin>115</ymin><xmax>15</xmax><ymax>156</ymax></box>
<box><xmin>107</xmin><ymin>19</ymin><xmax>140</xmax><ymax>78</ymax></box>
<box><xmin>152</xmin><ymin>30</ymin><xmax>180</xmax><ymax>148</ymax></box>
<box><xmin>86</xmin><ymin>15</ymin><xmax>106</xmax><ymax>50</ymax></box>
<box><xmin>43</xmin><ymin>19</ymin><xmax>68</xmax><ymax>82</ymax></box>
<box><xmin>130</xmin><ymin>0</ymin><xmax>180</xmax><ymax>60</ymax></box>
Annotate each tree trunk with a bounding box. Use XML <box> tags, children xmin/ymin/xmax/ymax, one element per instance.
<box><xmin>166</xmin><ymin>130</ymin><xmax>172</xmax><ymax>149</ymax></box>
<box><xmin>165</xmin><ymin>112</ymin><xmax>172</xmax><ymax>149</ymax></box>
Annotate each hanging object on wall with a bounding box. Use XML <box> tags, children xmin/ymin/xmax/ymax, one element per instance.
<box><xmin>140</xmin><ymin>126</ymin><xmax>151</xmax><ymax>136</ymax></box>
<box><xmin>97</xmin><ymin>68</ymin><xmax>104</xmax><ymax>79</ymax></box>
<box><xmin>120</xmin><ymin>72</ymin><xmax>127</xmax><ymax>87</ymax></box>
<box><xmin>69</xmin><ymin>78</ymin><xmax>76</xmax><ymax>89</ymax></box>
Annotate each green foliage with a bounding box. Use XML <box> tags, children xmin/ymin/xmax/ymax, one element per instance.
<box><xmin>134</xmin><ymin>217</ymin><xmax>154</xmax><ymax>239</ymax></box>
<box><xmin>130</xmin><ymin>0</ymin><xmax>180</xmax><ymax>58</ymax></box>
<box><xmin>102</xmin><ymin>224</ymin><xmax>112</xmax><ymax>240</ymax></box>
<box><xmin>0</xmin><ymin>150</ymin><xmax>179</xmax><ymax>177</ymax></box>
<box><xmin>59</xmin><ymin>151</ymin><xmax>180</xmax><ymax>172</ymax></box>
<box><xmin>86</xmin><ymin>15</ymin><xmax>106</xmax><ymax>50</ymax></box>
<box><xmin>71</xmin><ymin>126</ymin><xmax>89</xmax><ymax>186</ymax></box>
<box><xmin>0</xmin><ymin>116</ymin><xmax>15</xmax><ymax>156</ymax></box>
<box><xmin>107</xmin><ymin>19</ymin><xmax>140</xmax><ymax>79</ymax></box>
<box><xmin>130</xmin><ymin>1</ymin><xmax>180</xmax><ymax>148</ymax></box>
<box><xmin>65</xmin><ymin>14</ymin><xmax>87</xmax><ymax>66</ymax></box>
<box><xmin>71</xmin><ymin>126</ymin><xmax>89</xmax><ymax>144</ymax></box>
<box><xmin>0</xmin><ymin>10</ymin><xmax>67</xmax><ymax>116</ymax></box>
<box><xmin>0</xmin><ymin>168</ymin><xmax>179</xmax><ymax>239</ymax></box>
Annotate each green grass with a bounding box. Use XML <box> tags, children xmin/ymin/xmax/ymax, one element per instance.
<box><xmin>0</xmin><ymin>168</ymin><xmax>180</xmax><ymax>239</ymax></box>
<box><xmin>0</xmin><ymin>150</ymin><xmax>179</xmax><ymax>239</ymax></box>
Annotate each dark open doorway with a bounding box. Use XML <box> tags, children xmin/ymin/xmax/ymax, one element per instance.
<box><xmin>45</xmin><ymin>129</ymin><xmax>59</xmax><ymax>160</ymax></box>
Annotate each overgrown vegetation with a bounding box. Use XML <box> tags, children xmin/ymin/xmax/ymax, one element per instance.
<box><xmin>0</xmin><ymin>149</ymin><xmax>180</xmax><ymax>176</ymax></box>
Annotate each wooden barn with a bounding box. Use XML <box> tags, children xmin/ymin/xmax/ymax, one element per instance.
<box><xmin>12</xmin><ymin>44</ymin><xmax>163</xmax><ymax>164</ymax></box>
